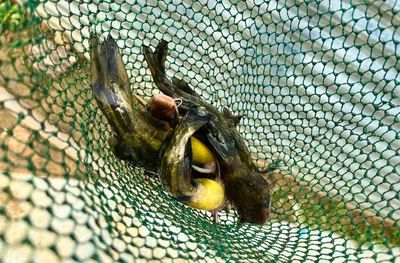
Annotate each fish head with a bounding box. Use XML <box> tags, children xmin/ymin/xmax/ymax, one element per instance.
<box><xmin>224</xmin><ymin>163</ymin><xmax>272</xmax><ymax>225</ymax></box>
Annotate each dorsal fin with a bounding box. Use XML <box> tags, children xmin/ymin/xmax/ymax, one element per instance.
<box><xmin>171</xmin><ymin>77</ymin><xmax>197</xmax><ymax>96</ymax></box>
<box><xmin>223</xmin><ymin>107</ymin><xmax>242</xmax><ymax>127</ymax></box>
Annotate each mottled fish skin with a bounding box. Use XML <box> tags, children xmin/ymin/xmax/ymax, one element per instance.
<box><xmin>159</xmin><ymin>110</ymin><xmax>210</xmax><ymax>198</ymax></box>
<box><xmin>143</xmin><ymin>41</ymin><xmax>272</xmax><ymax>224</ymax></box>
<box><xmin>159</xmin><ymin>109</ymin><xmax>225</xmax><ymax>211</ymax></box>
<box><xmin>91</xmin><ymin>35</ymin><xmax>224</xmax><ymax>212</ymax></box>
<box><xmin>91</xmin><ymin>35</ymin><xmax>171</xmax><ymax>170</ymax></box>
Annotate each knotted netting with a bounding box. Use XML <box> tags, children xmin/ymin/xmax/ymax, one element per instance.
<box><xmin>0</xmin><ymin>0</ymin><xmax>399</xmax><ymax>262</ymax></box>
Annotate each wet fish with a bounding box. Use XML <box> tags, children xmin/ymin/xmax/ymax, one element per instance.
<box><xmin>143</xmin><ymin>40</ymin><xmax>272</xmax><ymax>224</ymax></box>
<box><xmin>91</xmin><ymin>34</ymin><xmax>224</xmax><ymax>212</ymax></box>
<box><xmin>158</xmin><ymin>109</ymin><xmax>225</xmax><ymax>211</ymax></box>
<box><xmin>90</xmin><ymin>34</ymin><xmax>170</xmax><ymax>171</ymax></box>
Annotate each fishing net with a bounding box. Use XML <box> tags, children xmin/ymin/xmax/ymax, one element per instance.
<box><xmin>0</xmin><ymin>0</ymin><xmax>399</xmax><ymax>262</ymax></box>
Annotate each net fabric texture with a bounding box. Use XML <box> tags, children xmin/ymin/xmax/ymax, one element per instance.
<box><xmin>0</xmin><ymin>0</ymin><xmax>399</xmax><ymax>262</ymax></box>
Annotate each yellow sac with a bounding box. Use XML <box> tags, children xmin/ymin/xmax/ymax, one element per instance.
<box><xmin>191</xmin><ymin>137</ymin><xmax>215</xmax><ymax>165</ymax></box>
<box><xmin>184</xmin><ymin>178</ymin><xmax>225</xmax><ymax>211</ymax></box>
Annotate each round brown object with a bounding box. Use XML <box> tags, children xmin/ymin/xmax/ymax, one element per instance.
<box><xmin>147</xmin><ymin>94</ymin><xmax>178</xmax><ymax>127</ymax></box>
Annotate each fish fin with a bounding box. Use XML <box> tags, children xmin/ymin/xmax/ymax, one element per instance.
<box><xmin>171</xmin><ymin>77</ymin><xmax>198</xmax><ymax>96</ymax></box>
<box><xmin>206</xmin><ymin>133</ymin><xmax>230</xmax><ymax>160</ymax></box>
<box><xmin>100</xmin><ymin>35</ymin><xmax>132</xmax><ymax>98</ymax></box>
<box><xmin>223</xmin><ymin>107</ymin><xmax>242</xmax><ymax>127</ymax></box>
<box><xmin>91</xmin><ymin>34</ymin><xmax>141</xmax><ymax>137</ymax></box>
<box><xmin>142</xmin><ymin>40</ymin><xmax>173</xmax><ymax>94</ymax></box>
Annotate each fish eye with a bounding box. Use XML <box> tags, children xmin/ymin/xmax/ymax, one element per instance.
<box><xmin>263</xmin><ymin>198</ymin><xmax>271</xmax><ymax>209</ymax></box>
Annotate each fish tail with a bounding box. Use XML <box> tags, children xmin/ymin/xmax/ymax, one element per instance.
<box><xmin>90</xmin><ymin>34</ymin><xmax>135</xmax><ymax>134</ymax></box>
<box><xmin>143</xmin><ymin>40</ymin><xmax>168</xmax><ymax>77</ymax></box>
<box><xmin>91</xmin><ymin>34</ymin><xmax>132</xmax><ymax>100</ymax></box>
<box><xmin>100</xmin><ymin>35</ymin><xmax>132</xmax><ymax>96</ymax></box>
<box><xmin>142</xmin><ymin>40</ymin><xmax>174</xmax><ymax>95</ymax></box>
<box><xmin>143</xmin><ymin>41</ymin><xmax>200</xmax><ymax>106</ymax></box>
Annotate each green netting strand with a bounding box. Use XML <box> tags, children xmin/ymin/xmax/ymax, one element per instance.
<box><xmin>0</xmin><ymin>0</ymin><xmax>399</xmax><ymax>262</ymax></box>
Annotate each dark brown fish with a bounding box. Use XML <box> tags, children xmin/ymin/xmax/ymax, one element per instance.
<box><xmin>90</xmin><ymin>34</ymin><xmax>170</xmax><ymax>171</ymax></box>
<box><xmin>91</xmin><ymin>34</ymin><xmax>225</xmax><ymax>212</ymax></box>
<box><xmin>143</xmin><ymin>40</ymin><xmax>272</xmax><ymax>224</ymax></box>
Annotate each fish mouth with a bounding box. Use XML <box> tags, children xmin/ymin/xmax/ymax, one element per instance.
<box><xmin>237</xmin><ymin>208</ymin><xmax>269</xmax><ymax>225</ymax></box>
<box><xmin>239</xmin><ymin>215</ymin><xmax>267</xmax><ymax>225</ymax></box>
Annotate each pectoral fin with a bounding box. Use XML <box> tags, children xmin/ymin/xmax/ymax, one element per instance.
<box><xmin>223</xmin><ymin>107</ymin><xmax>242</xmax><ymax>127</ymax></box>
<box><xmin>171</xmin><ymin>77</ymin><xmax>198</xmax><ymax>96</ymax></box>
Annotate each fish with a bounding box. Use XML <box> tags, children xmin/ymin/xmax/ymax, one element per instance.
<box><xmin>91</xmin><ymin>34</ymin><xmax>224</xmax><ymax>212</ymax></box>
<box><xmin>143</xmin><ymin>40</ymin><xmax>272</xmax><ymax>224</ymax></box>
<box><xmin>90</xmin><ymin>34</ymin><xmax>171</xmax><ymax>171</ymax></box>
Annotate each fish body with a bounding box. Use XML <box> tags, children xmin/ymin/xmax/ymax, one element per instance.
<box><xmin>91</xmin><ymin>35</ymin><xmax>170</xmax><ymax>171</ymax></box>
<box><xmin>143</xmin><ymin>41</ymin><xmax>272</xmax><ymax>224</ymax></box>
<box><xmin>159</xmin><ymin>109</ymin><xmax>225</xmax><ymax>210</ymax></box>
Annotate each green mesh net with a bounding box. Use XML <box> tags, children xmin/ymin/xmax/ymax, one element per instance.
<box><xmin>0</xmin><ymin>0</ymin><xmax>399</xmax><ymax>261</ymax></box>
